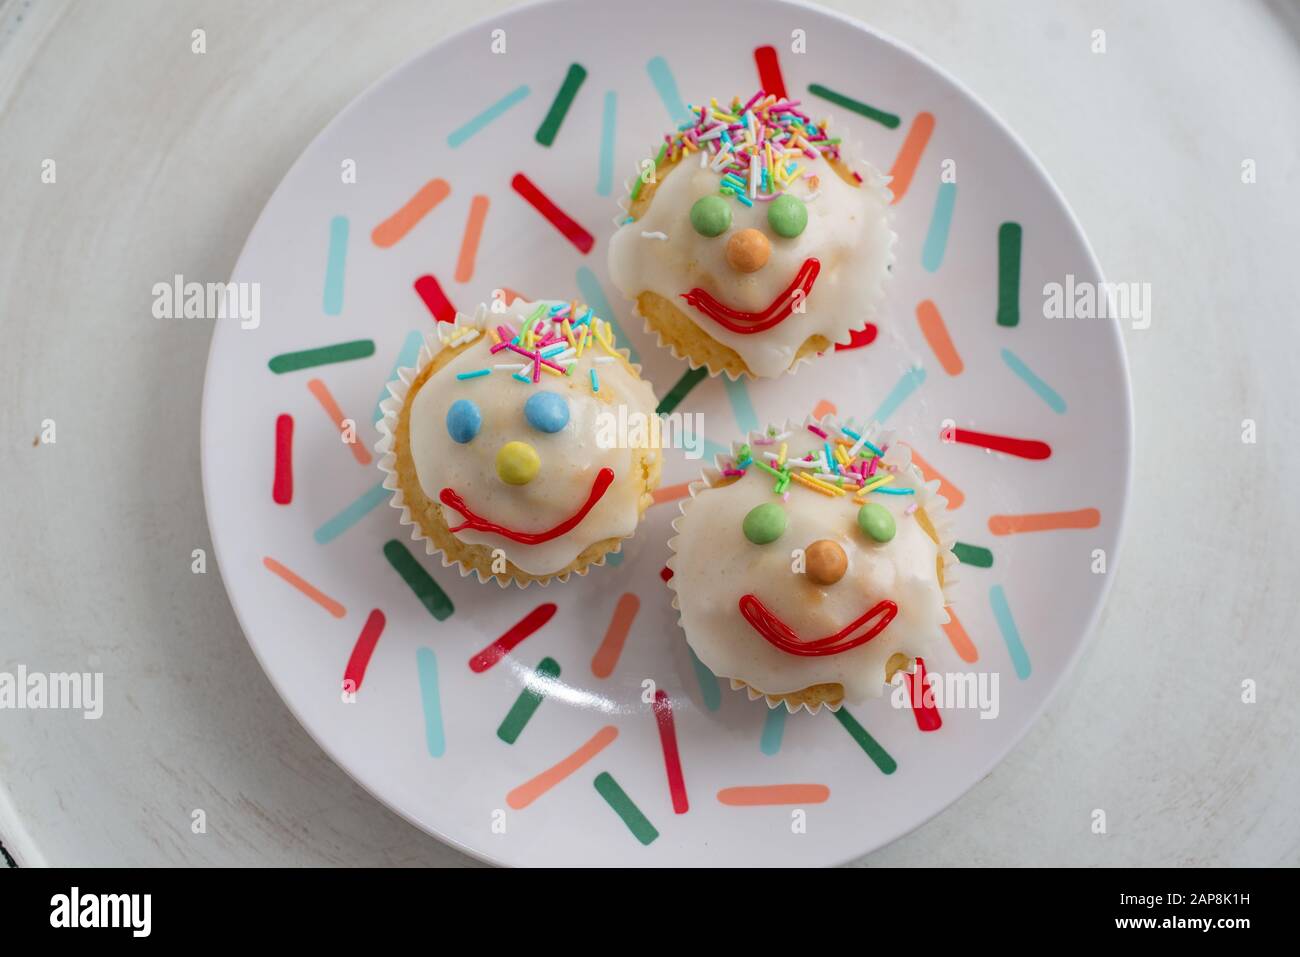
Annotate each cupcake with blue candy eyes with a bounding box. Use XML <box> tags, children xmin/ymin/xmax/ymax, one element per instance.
<box><xmin>667</xmin><ymin>416</ymin><xmax>956</xmax><ymax>713</ymax></box>
<box><xmin>608</xmin><ymin>92</ymin><xmax>894</xmax><ymax>379</ymax></box>
<box><xmin>377</xmin><ymin>300</ymin><xmax>661</xmax><ymax>586</ymax></box>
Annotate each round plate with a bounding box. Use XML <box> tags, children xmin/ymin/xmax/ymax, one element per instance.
<box><xmin>202</xmin><ymin>0</ymin><xmax>1131</xmax><ymax>866</ymax></box>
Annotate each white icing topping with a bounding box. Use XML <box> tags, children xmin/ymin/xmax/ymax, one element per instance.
<box><xmin>405</xmin><ymin>301</ymin><xmax>659</xmax><ymax>576</ymax></box>
<box><xmin>608</xmin><ymin>153</ymin><xmax>893</xmax><ymax>377</ymax></box>
<box><xmin>669</xmin><ymin>425</ymin><xmax>951</xmax><ymax>704</ymax></box>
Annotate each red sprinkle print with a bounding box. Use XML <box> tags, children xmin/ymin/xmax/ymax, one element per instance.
<box><xmin>343</xmin><ymin>609</ymin><xmax>386</xmax><ymax>693</ymax></box>
<box><xmin>511</xmin><ymin>173</ymin><xmax>594</xmax><ymax>254</ymax></box>
<box><xmin>414</xmin><ymin>274</ymin><xmax>457</xmax><ymax>323</ymax></box>
<box><xmin>906</xmin><ymin>658</ymin><xmax>942</xmax><ymax>732</ymax></box>
<box><xmin>660</xmin><ymin>567</ymin><xmax>674</xmax><ymax>582</ymax></box>
<box><xmin>469</xmin><ymin>603</ymin><xmax>557</xmax><ymax>673</ymax></box>
<box><xmin>835</xmin><ymin>324</ymin><xmax>878</xmax><ymax>351</ymax></box>
<box><xmin>273</xmin><ymin>414</ymin><xmax>293</xmax><ymax>504</ymax></box>
<box><xmin>653</xmin><ymin>691</ymin><xmax>689</xmax><ymax>813</ymax></box>
<box><xmin>753</xmin><ymin>46</ymin><xmax>788</xmax><ymax>99</ymax></box>
<box><xmin>949</xmin><ymin>428</ymin><xmax>1052</xmax><ymax>460</ymax></box>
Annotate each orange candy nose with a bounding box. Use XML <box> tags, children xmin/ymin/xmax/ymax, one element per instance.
<box><xmin>805</xmin><ymin>539</ymin><xmax>848</xmax><ymax>586</ymax></box>
<box><xmin>726</xmin><ymin>228</ymin><xmax>771</xmax><ymax>273</ymax></box>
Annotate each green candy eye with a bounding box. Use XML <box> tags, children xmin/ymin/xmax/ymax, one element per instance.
<box><xmin>690</xmin><ymin>195</ymin><xmax>731</xmax><ymax>237</ymax></box>
<box><xmin>767</xmin><ymin>193</ymin><xmax>808</xmax><ymax>238</ymax></box>
<box><xmin>857</xmin><ymin>503</ymin><xmax>896</xmax><ymax>543</ymax></box>
<box><xmin>743</xmin><ymin>503</ymin><xmax>787</xmax><ymax>544</ymax></box>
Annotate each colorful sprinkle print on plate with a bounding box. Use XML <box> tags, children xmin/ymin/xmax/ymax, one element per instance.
<box><xmin>201</xmin><ymin>0</ymin><xmax>1131</xmax><ymax>867</ymax></box>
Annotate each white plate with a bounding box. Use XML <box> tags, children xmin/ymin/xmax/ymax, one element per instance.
<box><xmin>202</xmin><ymin>0</ymin><xmax>1131</xmax><ymax>866</ymax></box>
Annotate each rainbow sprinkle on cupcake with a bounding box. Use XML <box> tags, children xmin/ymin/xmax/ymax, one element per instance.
<box><xmin>439</xmin><ymin>300</ymin><xmax>623</xmax><ymax>394</ymax></box>
<box><xmin>720</xmin><ymin>420</ymin><xmax>913</xmax><ymax>505</ymax></box>
<box><xmin>630</xmin><ymin>91</ymin><xmax>858</xmax><ymax>209</ymax></box>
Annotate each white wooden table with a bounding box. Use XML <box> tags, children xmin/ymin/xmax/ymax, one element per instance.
<box><xmin>1</xmin><ymin>0</ymin><xmax>1297</xmax><ymax>867</ymax></box>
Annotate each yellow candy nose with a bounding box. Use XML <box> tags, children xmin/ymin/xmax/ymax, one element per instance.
<box><xmin>497</xmin><ymin>441</ymin><xmax>540</xmax><ymax>485</ymax></box>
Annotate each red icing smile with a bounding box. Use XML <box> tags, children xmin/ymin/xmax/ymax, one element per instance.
<box><xmin>680</xmin><ymin>258</ymin><xmax>820</xmax><ymax>334</ymax></box>
<box><xmin>738</xmin><ymin>593</ymin><xmax>897</xmax><ymax>657</ymax></box>
<box><xmin>438</xmin><ymin>467</ymin><xmax>614</xmax><ymax>545</ymax></box>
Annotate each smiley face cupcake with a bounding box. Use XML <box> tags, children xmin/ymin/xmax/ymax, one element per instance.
<box><xmin>667</xmin><ymin>417</ymin><xmax>955</xmax><ymax>713</ymax></box>
<box><xmin>377</xmin><ymin>300</ymin><xmax>661</xmax><ymax>586</ymax></box>
<box><xmin>608</xmin><ymin>93</ymin><xmax>894</xmax><ymax>378</ymax></box>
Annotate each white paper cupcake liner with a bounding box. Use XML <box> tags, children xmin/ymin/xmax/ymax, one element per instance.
<box><xmin>666</xmin><ymin>414</ymin><xmax>957</xmax><ymax>714</ymax></box>
<box><xmin>374</xmin><ymin>301</ymin><xmax>653</xmax><ymax>589</ymax></box>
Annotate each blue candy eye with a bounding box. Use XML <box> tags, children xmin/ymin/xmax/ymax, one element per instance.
<box><xmin>524</xmin><ymin>391</ymin><xmax>570</xmax><ymax>433</ymax></box>
<box><xmin>446</xmin><ymin>399</ymin><xmax>482</xmax><ymax>444</ymax></box>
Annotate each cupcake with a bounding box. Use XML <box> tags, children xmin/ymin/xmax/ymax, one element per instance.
<box><xmin>608</xmin><ymin>92</ymin><xmax>894</xmax><ymax>379</ymax></box>
<box><xmin>377</xmin><ymin>300</ymin><xmax>661</xmax><ymax>586</ymax></box>
<box><xmin>667</xmin><ymin>416</ymin><xmax>955</xmax><ymax>713</ymax></box>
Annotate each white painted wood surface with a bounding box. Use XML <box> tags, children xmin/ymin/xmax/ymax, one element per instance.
<box><xmin>1</xmin><ymin>0</ymin><xmax>1296</xmax><ymax>866</ymax></box>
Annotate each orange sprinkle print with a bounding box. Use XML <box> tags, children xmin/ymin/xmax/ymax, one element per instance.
<box><xmin>506</xmin><ymin>725</ymin><xmax>619</xmax><ymax>810</ymax></box>
<box><xmin>262</xmin><ymin>557</ymin><xmax>346</xmax><ymax>618</ymax></box>
<box><xmin>888</xmin><ymin>112</ymin><xmax>935</xmax><ymax>204</ymax></box>
<box><xmin>915</xmin><ymin>299</ymin><xmax>963</xmax><ymax>375</ymax></box>
<box><xmin>988</xmin><ymin>509</ymin><xmax>1101</xmax><ymax>535</ymax></box>
<box><xmin>371</xmin><ymin>178</ymin><xmax>451</xmax><ymax>248</ymax></box>
<box><xmin>903</xmin><ymin>443</ymin><xmax>964</xmax><ymax>509</ymax></box>
<box><xmin>454</xmin><ymin>194</ymin><xmax>490</xmax><ymax>282</ymax></box>
<box><xmin>307</xmin><ymin>378</ymin><xmax>371</xmax><ymax>465</ymax></box>
<box><xmin>651</xmin><ymin>482</ymin><xmax>691</xmax><ymax>506</ymax></box>
<box><xmin>942</xmin><ymin>608</ymin><xmax>978</xmax><ymax>663</ymax></box>
<box><xmin>717</xmin><ymin>784</ymin><xmax>830</xmax><ymax>806</ymax></box>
